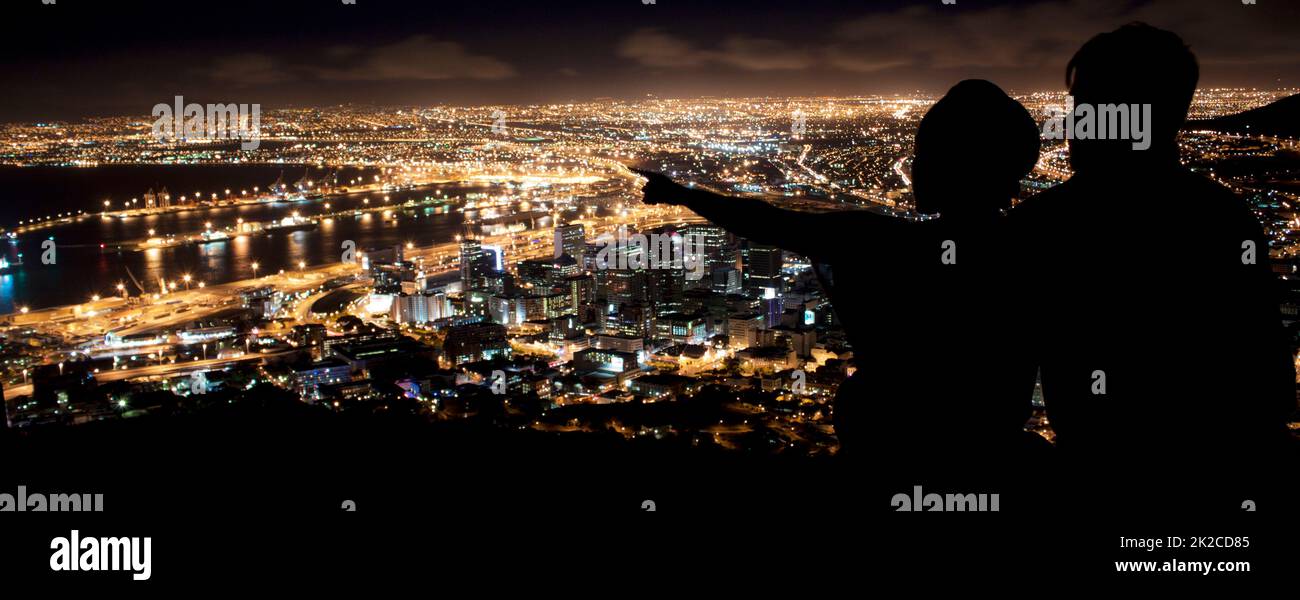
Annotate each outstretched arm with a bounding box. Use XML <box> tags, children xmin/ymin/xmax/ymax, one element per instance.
<box><xmin>634</xmin><ymin>168</ymin><xmax>904</xmax><ymax>262</ymax></box>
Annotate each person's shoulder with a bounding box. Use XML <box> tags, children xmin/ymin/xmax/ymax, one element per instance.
<box><xmin>1007</xmin><ymin>180</ymin><xmax>1078</xmax><ymax>224</ymax></box>
<box><xmin>1175</xmin><ymin>169</ymin><xmax>1262</xmax><ymax>228</ymax></box>
<box><xmin>1177</xmin><ymin>169</ymin><xmax>1243</xmax><ymax>204</ymax></box>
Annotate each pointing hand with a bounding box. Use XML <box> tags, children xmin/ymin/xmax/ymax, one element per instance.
<box><xmin>630</xmin><ymin>167</ymin><xmax>689</xmax><ymax>206</ymax></box>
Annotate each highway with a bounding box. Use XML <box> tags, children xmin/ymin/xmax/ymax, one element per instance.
<box><xmin>4</xmin><ymin>350</ymin><xmax>291</xmax><ymax>400</ymax></box>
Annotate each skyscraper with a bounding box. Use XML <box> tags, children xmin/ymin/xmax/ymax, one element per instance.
<box><xmin>745</xmin><ymin>243</ymin><xmax>783</xmax><ymax>294</ymax></box>
<box><xmin>459</xmin><ymin>237</ymin><xmax>495</xmax><ymax>292</ymax></box>
<box><xmin>554</xmin><ymin>223</ymin><xmax>585</xmax><ymax>264</ymax></box>
<box><xmin>682</xmin><ymin>223</ymin><xmax>736</xmax><ymax>289</ymax></box>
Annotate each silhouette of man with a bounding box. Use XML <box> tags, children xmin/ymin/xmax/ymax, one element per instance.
<box><xmin>1008</xmin><ymin>24</ymin><xmax>1296</xmax><ymax>506</ymax></box>
<box><xmin>638</xmin><ymin>80</ymin><xmax>1046</xmax><ymax>484</ymax></box>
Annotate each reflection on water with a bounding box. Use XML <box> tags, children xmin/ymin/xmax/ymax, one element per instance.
<box><xmin>0</xmin><ymin>165</ymin><xmax>503</xmax><ymax>311</ymax></box>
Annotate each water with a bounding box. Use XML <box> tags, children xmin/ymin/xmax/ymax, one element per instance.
<box><xmin>0</xmin><ymin>165</ymin><xmax>503</xmax><ymax>311</ymax></box>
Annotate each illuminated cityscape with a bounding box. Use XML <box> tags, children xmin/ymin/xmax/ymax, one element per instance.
<box><xmin>1</xmin><ymin>0</ymin><xmax>1299</xmax><ymax>585</ymax></box>
<box><xmin>2</xmin><ymin>88</ymin><xmax>1298</xmax><ymax>455</ymax></box>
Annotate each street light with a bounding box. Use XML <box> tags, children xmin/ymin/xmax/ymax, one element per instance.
<box><xmin>251</xmin><ymin>262</ymin><xmax>260</xmax><ymax>279</ymax></box>
<box><xmin>183</xmin><ymin>274</ymin><xmax>192</xmax><ymax>290</ymax></box>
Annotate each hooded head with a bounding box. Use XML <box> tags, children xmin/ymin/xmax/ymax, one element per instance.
<box><xmin>911</xmin><ymin>79</ymin><xmax>1040</xmax><ymax>217</ymax></box>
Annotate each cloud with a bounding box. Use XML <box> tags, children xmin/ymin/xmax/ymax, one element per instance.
<box><xmin>619</xmin><ymin>28</ymin><xmax>815</xmax><ymax>71</ymax></box>
<box><xmin>619</xmin><ymin>1</ymin><xmax>1300</xmax><ymax>82</ymax></box>
<box><xmin>206</xmin><ymin>36</ymin><xmax>516</xmax><ymax>88</ymax></box>
<box><xmin>619</xmin><ymin>29</ymin><xmax>707</xmax><ymax>68</ymax></box>
<box><xmin>829</xmin><ymin>1</ymin><xmax>1133</xmax><ymax>73</ymax></box>
<box><xmin>714</xmin><ymin>37</ymin><xmax>816</xmax><ymax>71</ymax></box>
<box><xmin>314</xmin><ymin>35</ymin><xmax>516</xmax><ymax>81</ymax></box>
<box><xmin>210</xmin><ymin>54</ymin><xmax>289</xmax><ymax>86</ymax></box>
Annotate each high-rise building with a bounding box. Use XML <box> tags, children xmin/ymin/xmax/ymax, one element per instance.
<box><xmin>745</xmin><ymin>243</ymin><xmax>783</xmax><ymax>294</ymax></box>
<box><xmin>488</xmin><ymin>292</ymin><xmax>528</xmax><ymax>326</ymax></box>
<box><xmin>607</xmin><ymin>303</ymin><xmax>651</xmax><ymax>338</ymax></box>
<box><xmin>653</xmin><ymin>312</ymin><xmax>707</xmax><ymax>344</ymax></box>
<box><xmin>554</xmin><ymin>223</ymin><xmax>586</xmax><ymax>263</ymax></box>
<box><xmin>562</xmin><ymin>273</ymin><xmax>595</xmax><ymax>322</ymax></box>
<box><xmin>443</xmin><ymin>322</ymin><xmax>511</xmax><ymax>365</ymax></box>
<box><xmin>517</xmin><ymin>258</ymin><xmax>557</xmax><ymax>290</ymax></box>
<box><xmin>372</xmin><ymin>260</ymin><xmax>414</xmax><ymax>295</ymax></box>
<box><xmin>606</xmin><ymin>269</ymin><xmax>648</xmax><ymax>307</ymax></box>
<box><xmin>727</xmin><ymin>313</ymin><xmax>766</xmax><ymax>349</ymax></box>
<box><xmin>683</xmin><ymin>223</ymin><xmax>736</xmax><ymax>279</ymax></box>
<box><xmin>292</xmin><ymin>323</ymin><xmax>328</xmax><ymax>358</ymax></box>
<box><xmin>391</xmin><ymin>291</ymin><xmax>449</xmax><ymax>324</ymax></box>
<box><xmin>459</xmin><ymin>238</ymin><xmax>494</xmax><ymax>291</ymax></box>
<box><xmin>710</xmin><ymin>266</ymin><xmax>742</xmax><ymax>296</ymax></box>
<box><xmin>648</xmin><ymin>263</ymin><xmax>686</xmax><ymax>317</ymax></box>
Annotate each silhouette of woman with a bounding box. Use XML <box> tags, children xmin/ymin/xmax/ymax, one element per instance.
<box><xmin>636</xmin><ymin>80</ymin><xmax>1046</xmax><ymax>482</ymax></box>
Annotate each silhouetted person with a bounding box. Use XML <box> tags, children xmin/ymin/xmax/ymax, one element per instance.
<box><xmin>638</xmin><ymin>80</ymin><xmax>1046</xmax><ymax>484</ymax></box>
<box><xmin>1008</xmin><ymin>24</ymin><xmax>1296</xmax><ymax>506</ymax></box>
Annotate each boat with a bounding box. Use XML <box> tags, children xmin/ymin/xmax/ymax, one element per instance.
<box><xmin>265</xmin><ymin>215</ymin><xmax>318</xmax><ymax>234</ymax></box>
<box><xmin>200</xmin><ymin>230</ymin><xmax>229</xmax><ymax>244</ymax></box>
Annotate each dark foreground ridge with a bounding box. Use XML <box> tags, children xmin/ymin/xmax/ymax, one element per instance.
<box><xmin>1190</xmin><ymin>92</ymin><xmax>1300</xmax><ymax>138</ymax></box>
<box><xmin>2</xmin><ymin>385</ymin><xmax>1294</xmax><ymax>584</ymax></box>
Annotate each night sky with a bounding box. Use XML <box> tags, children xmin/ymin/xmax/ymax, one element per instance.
<box><xmin>3</xmin><ymin>0</ymin><xmax>1299</xmax><ymax>120</ymax></box>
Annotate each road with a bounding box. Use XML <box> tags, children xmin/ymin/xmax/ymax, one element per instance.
<box><xmin>4</xmin><ymin>351</ymin><xmax>292</xmax><ymax>400</ymax></box>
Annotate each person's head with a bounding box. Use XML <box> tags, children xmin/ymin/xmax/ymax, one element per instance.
<box><xmin>1066</xmin><ymin>23</ymin><xmax>1198</xmax><ymax>172</ymax></box>
<box><xmin>911</xmin><ymin>79</ymin><xmax>1040</xmax><ymax>217</ymax></box>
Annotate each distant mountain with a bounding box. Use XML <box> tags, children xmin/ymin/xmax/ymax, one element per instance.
<box><xmin>1188</xmin><ymin>93</ymin><xmax>1300</xmax><ymax>139</ymax></box>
